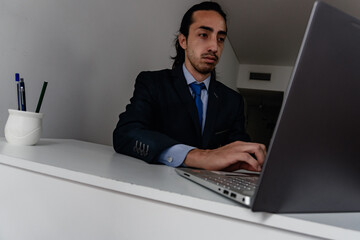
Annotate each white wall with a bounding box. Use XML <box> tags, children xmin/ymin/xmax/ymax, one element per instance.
<box><xmin>216</xmin><ymin>39</ymin><xmax>240</xmax><ymax>91</ymax></box>
<box><xmin>237</xmin><ymin>64</ymin><xmax>293</xmax><ymax>92</ymax></box>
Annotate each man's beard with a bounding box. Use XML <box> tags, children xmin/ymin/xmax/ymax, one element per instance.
<box><xmin>190</xmin><ymin>53</ymin><xmax>218</xmax><ymax>74</ymax></box>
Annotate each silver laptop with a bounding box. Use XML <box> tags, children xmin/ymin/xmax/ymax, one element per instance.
<box><xmin>176</xmin><ymin>1</ymin><xmax>360</xmax><ymax>213</ymax></box>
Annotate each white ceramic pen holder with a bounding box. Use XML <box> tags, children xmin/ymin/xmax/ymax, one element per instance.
<box><xmin>4</xmin><ymin>109</ymin><xmax>43</xmax><ymax>146</ymax></box>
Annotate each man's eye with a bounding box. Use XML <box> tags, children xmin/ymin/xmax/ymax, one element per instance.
<box><xmin>199</xmin><ymin>33</ymin><xmax>208</xmax><ymax>38</ymax></box>
<box><xmin>218</xmin><ymin>37</ymin><xmax>225</xmax><ymax>43</ymax></box>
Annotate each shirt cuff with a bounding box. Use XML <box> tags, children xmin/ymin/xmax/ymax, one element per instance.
<box><xmin>157</xmin><ymin>144</ymin><xmax>195</xmax><ymax>167</ymax></box>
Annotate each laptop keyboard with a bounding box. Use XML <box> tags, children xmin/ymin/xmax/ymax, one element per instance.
<box><xmin>204</xmin><ymin>175</ymin><xmax>258</xmax><ymax>192</ymax></box>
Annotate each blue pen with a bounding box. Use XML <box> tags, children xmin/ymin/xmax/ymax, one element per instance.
<box><xmin>20</xmin><ymin>78</ymin><xmax>26</xmax><ymax>111</ymax></box>
<box><xmin>15</xmin><ymin>73</ymin><xmax>21</xmax><ymax>110</ymax></box>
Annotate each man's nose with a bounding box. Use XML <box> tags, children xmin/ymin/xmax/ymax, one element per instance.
<box><xmin>208</xmin><ymin>36</ymin><xmax>218</xmax><ymax>53</ymax></box>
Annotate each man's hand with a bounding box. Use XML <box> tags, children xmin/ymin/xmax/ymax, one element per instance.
<box><xmin>184</xmin><ymin>141</ymin><xmax>266</xmax><ymax>172</ymax></box>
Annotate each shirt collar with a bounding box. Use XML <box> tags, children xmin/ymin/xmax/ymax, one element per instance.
<box><xmin>182</xmin><ymin>64</ymin><xmax>210</xmax><ymax>90</ymax></box>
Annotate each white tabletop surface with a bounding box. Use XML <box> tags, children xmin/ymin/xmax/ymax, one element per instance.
<box><xmin>0</xmin><ymin>138</ymin><xmax>359</xmax><ymax>239</ymax></box>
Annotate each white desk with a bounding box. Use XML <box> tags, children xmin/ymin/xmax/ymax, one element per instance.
<box><xmin>0</xmin><ymin>138</ymin><xmax>359</xmax><ymax>240</ymax></box>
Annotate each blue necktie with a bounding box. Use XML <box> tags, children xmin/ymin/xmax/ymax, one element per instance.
<box><xmin>189</xmin><ymin>82</ymin><xmax>206</xmax><ymax>128</ymax></box>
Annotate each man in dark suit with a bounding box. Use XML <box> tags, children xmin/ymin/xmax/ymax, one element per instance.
<box><xmin>113</xmin><ymin>1</ymin><xmax>266</xmax><ymax>172</ymax></box>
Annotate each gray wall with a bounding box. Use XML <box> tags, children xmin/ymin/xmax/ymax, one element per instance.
<box><xmin>0</xmin><ymin>0</ymin><xmax>239</xmax><ymax>146</ymax></box>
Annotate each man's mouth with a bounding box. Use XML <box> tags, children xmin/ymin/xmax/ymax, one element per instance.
<box><xmin>202</xmin><ymin>54</ymin><xmax>218</xmax><ymax>64</ymax></box>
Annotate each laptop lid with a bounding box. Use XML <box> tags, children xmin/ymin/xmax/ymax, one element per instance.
<box><xmin>252</xmin><ymin>1</ymin><xmax>360</xmax><ymax>213</ymax></box>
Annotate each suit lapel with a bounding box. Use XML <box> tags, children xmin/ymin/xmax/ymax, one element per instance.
<box><xmin>171</xmin><ymin>67</ymin><xmax>202</xmax><ymax>137</ymax></box>
<box><xmin>202</xmin><ymin>76</ymin><xmax>219</xmax><ymax>148</ymax></box>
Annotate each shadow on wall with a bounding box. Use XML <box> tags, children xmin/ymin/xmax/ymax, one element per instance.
<box><xmin>240</xmin><ymin>88</ymin><xmax>283</xmax><ymax>148</ymax></box>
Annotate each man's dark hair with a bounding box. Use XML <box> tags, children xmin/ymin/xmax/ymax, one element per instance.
<box><xmin>172</xmin><ymin>1</ymin><xmax>227</xmax><ymax>68</ymax></box>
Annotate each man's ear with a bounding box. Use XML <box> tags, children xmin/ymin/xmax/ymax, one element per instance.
<box><xmin>178</xmin><ymin>34</ymin><xmax>187</xmax><ymax>50</ymax></box>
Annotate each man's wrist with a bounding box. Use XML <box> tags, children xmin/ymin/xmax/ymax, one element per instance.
<box><xmin>184</xmin><ymin>148</ymin><xmax>210</xmax><ymax>169</ymax></box>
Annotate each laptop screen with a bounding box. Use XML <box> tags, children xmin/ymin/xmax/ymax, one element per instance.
<box><xmin>252</xmin><ymin>1</ymin><xmax>360</xmax><ymax>213</ymax></box>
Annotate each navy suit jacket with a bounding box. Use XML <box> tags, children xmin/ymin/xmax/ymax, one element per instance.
<box><xmin>113</xmin><ymin>65</ymin><xmax>250</xmax><ymax>163</ymax></box>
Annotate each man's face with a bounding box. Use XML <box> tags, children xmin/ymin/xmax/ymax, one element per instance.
<box><xmin>179</xmin><ymin>10</ymin><xmax>227</xmax><ymax>80</ymax></box>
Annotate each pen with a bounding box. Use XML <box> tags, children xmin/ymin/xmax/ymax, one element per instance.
<box><xmin>20</xmin><ymin>78</ymin><xmax>26</xmax><ymax>111</ymax></box>
<box><xmin>15</xmin><ymin>73</ymin><xmax>20</xmax><ymax>110</ymax></box>
<box><xmin>35</xmin><ymin>81</ymin><xmax>48</xmax><ymax>113</ymax></box>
